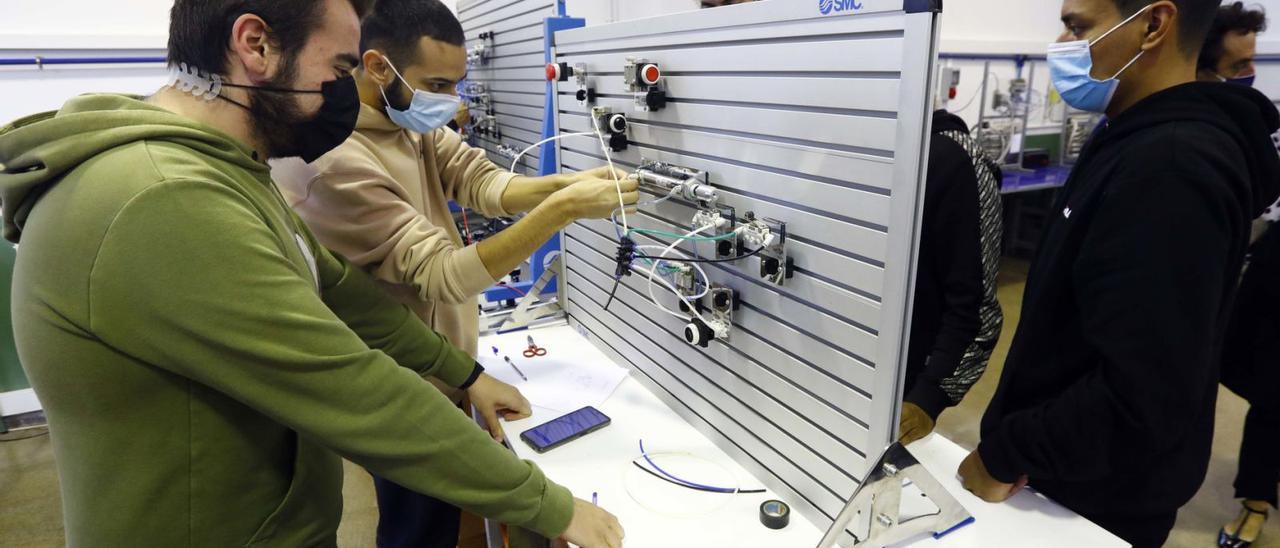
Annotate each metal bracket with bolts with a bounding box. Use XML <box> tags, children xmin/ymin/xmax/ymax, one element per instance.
<box><xmin>740</xmin><ymin>213</ymin><xmax>794</xmax><ymax>286</ymax></box>
<box><xmin>815</xmin><ymin>442</ymin><xmax>973</xmax><ymax>548</ymax></box>
<box><xmin>681</xmin><ymin>284</ymin><xmax>736</xmax><ymax>348</ymax></box>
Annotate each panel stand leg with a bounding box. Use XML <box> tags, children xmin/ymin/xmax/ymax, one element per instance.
<box><xmin>816</xmin><ymin>442</ymin><xmax>973</xmax><ymax>548</ymax></box>
<box><xmin>499</xmin><ymin>255</ymin><xmax>565</xmax><ymax>332</ymax></box>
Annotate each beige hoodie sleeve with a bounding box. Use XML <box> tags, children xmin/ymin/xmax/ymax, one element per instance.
<box><xmin>431</xmin><ymin>127</ymin><xmax>517</xmax><ymax>218</ymax></box>
<box><xmin>290</xmin><ymin>150</ymin><xmax>497</xmax><ymax>305</ymax></box>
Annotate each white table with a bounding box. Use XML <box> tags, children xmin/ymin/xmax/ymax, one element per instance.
<box><xmin>481</xmin><ymin>325</ymin><xmax>1128</xmax><ymax>548</ymax></box>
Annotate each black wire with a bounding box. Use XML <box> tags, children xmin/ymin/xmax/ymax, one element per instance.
<box><xmin>604</xmin><ymin>276</ymin><xmax>623</xmax><ymax>311</ymax></box>
<box><xmin>630</xmin><ymin>461</ymin><xmax>767</xmax><ymax>494</ymax></box>
<box><xmin>219</xmin><ymin>82</ymin><xmax>323</xmax><ymax>94</ymax></box>
<box><xmin>633</xmin><ymin>245</ymin><xmax>767</xmax><ymax>264</ymax></box>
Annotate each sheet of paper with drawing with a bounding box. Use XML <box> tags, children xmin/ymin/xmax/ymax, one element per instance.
<box><xmin>480</xmin><ymin>332</ymin><xmax>630</xmax><ymax>413</ymax></box>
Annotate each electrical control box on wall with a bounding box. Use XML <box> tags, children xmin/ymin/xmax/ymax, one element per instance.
<box><xmin>549</xmin><ymin>1</ymin><xmax>942</xmax><ymax>544</ymax></box>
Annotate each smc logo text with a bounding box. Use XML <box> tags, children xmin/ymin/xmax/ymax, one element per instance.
<box><xmin>819</xmin><ymin>0</ymin><xmax>863</xmax><ymax>15</ymax></box>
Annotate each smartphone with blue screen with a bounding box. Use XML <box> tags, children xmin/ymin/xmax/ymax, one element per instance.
<box><xmin>520</xmin><ymin>406</ymin><xmax>612</xmax><ymax>453</ymax></box>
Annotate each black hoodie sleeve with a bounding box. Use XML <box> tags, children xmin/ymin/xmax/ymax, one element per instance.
<box><xmin>905</xmin><ymin>135</ymin><xmax>986</xmax><ymax>419</ymax></box>
<box><xmin>979</xmin><ymin>168</ymin><xmax>1239</xmax><ymax>483</ymax></box>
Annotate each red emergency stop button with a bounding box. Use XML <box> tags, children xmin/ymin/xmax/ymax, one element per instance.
<box><xmin>640</xmin><ymin>63</ymin><xmax>661</xmax><ymax>86</ymax></box>
<box><xmin>546</xmin><ymin>62</ymin><xmax>572</xmax><ymax>82</ymax></box>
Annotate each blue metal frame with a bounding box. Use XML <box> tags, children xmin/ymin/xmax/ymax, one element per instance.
<box><xmin>0</xmin><ymin>56</ymin><xmax>166</xmax><ymax>67</ymax></box>
<box><xmin>480</xmin><ymin>13</ymin><xmax>586</xmax><ymax>304</ymax></box>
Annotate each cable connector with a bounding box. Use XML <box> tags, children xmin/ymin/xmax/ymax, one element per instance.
<box><xmin>606</xmin><ymin>237</ymin><xmax>638</xmax><ymax>311</ymax></box>
<box><xmin>740</xmin><ymin>220</ymin><xmax>776</xmax><ymax>249</ymax></box>
<box><xmin>692</xmin><ymin>209</ymin><xmax>730</xmax><ymax>232</ymax></box>
<box><xmin>614</xmin><ymin>237</ymin><xmax>637</xmax><ymax>278</ymax></box>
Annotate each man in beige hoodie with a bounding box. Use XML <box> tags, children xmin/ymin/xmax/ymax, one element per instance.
<box><xmin>272</xmin><ymin>1</ymin><xmax>637</xmax><ymax>546</ymax></box>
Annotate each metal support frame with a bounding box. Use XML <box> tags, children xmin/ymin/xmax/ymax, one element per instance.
<box><xmin>975</xmin><ymin>60</ymin><xmax>991</xmax><ymax>151</ymax></box>
<box><xmin>496</xmin><ymin>255</ymin><xmax>565</xmax><ymax>332</ymax></box>
<box><xmin>816</xmin><ymin>443</ymin><xmax>972</xmax><ymax>548</ymax></box>
<box><xmin>1007</xmin><ymin>60</ymin><xmax>1036</xmax><ymax>173</ymax></box>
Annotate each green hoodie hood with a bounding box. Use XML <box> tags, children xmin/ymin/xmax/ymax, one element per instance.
<box><xmin>0</xmin><ymin>94</ymin><xmax>265</xmax><ymax>243</ymax></box>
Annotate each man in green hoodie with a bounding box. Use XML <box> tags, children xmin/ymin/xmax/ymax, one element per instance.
<box><xmin>0</xmin><ymin>0</ymin><xmax>622</xmax><ymax>547</ymax></box>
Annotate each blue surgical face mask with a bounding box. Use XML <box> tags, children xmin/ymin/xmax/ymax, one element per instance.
<box><xmin>380</xmin><ymin>56</ymin><xmax>461</xmax><ymax>134</ymax></box>
<box><xmin>1217</xmin><ymin>72</ymin><xmax>1257</xmax><ymax>88</ymax></box>
<box><xmin>1048</xmin><ymin>5</ymin><xmax>1152</xmax><ymax>113</ymax></box>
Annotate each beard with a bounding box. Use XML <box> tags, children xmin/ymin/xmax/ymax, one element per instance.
<box><xmin>383</xmin><ymin>78</ymin><xmax>413</xmax><ymax>112</ymax></box>
<box><xmin>249</xmin><ymin>56</ymin><xmax>309</xmax><ymax>160</ymax></box>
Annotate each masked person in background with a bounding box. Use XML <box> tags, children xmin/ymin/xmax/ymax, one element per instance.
<box><xmin>1198</xmin><ymin>2</ymin><xmax>1265</xmax><ymax>88</ymax></box>
<box><xmin>896</xmin><ymin>109</ymin><xmax>1004</xmax><ymax>446</ymax></box>
<box><xmin>961</xmin><ymin>1</ymin><xmax>1280</xmax><ymax>547</ymax></box>
<box><xmin>270</xmin><ymin>2</ymin><xmax>636</xmax><ymax>546</ymax></box>
<box><xmin>0</xmin><ymin>1</ymin><xmax>623</xmax><ymax>546</ymax></box>
<box><xmin>1196</xmin><ymin>4</ymin><xmax>1280</xmax><ymax>547</ymax></box>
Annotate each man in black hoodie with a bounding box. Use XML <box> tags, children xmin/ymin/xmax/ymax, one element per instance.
<box><xmin>960</xmin><ymin>1</ymin><xmax>1280</xmax><ymax>547</ymax></box>
<box><xmin>898</xmin><ymin>110</ymin><xmax>1004</xmax><ymax>444</ymax></box>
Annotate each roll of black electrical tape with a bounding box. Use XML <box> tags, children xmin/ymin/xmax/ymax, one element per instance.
<box><xmin>760</xmin><ymin>499</ymin><xmax>790</xmax><ymax>530</ymax></box>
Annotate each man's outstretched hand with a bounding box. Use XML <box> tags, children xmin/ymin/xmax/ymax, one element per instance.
<box><xmin>467</xmin><ymin>374</ymin><xmax>532</xmax><ymax>442</ymax></box>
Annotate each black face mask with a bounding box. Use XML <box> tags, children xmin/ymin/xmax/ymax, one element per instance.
<box><xmin>220</xmin><ymin>75</ymin><xmax>361</xmax><ymax>163</ymax></box>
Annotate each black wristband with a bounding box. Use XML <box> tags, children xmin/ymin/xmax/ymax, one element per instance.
<box><xmin>459</xmin><ymin>362</ymin><xmax>485</xmax><ymax>390</ymax></box>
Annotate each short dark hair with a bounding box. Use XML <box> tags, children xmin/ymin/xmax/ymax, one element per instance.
<box><xmin>360</xmin><ymin>0</ymin><xmax>466</xmax><ymax>67</ymax></box>
<box><xmin>1198</xmin><ymin>2</ymin><xmax>1267</xmax><ymax>71</ymax></box>
<box><xmin>1111</xmin><ymin>0</ymin><xmax>1222</xmax><ymax>57</ymax></box>
<box><xmin>167</xmin><ymin>0</ymin><xmax>372</xmax><ymax>75</ymax></box>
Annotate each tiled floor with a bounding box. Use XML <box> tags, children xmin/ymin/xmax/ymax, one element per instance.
<box><xmin>1</xmin><ymin>258</ymin><xmax>1276</xmax><ymax>547</ymax></box>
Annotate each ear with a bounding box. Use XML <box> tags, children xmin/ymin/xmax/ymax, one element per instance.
<box><xmin>229</xmin><ymin>13</ymin><xmax>275</xmax><ymax>81</ymax></box>
<box><xmin>362</xmin><ymin>50</ymin><xmax>395</xmax><ymax>86</ymax></box>
<box><xmin>1139</xmin><ymin>1</ymin><xmax>1178</xmax><ymax>53</ymax></box>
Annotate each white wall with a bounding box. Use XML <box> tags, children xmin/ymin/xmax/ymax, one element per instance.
<box><xmin>564</xmin><ymin>0</ymin><xmax>701</xmax><ymax>25</ymax></box>
<box><xmin>0</xmin><ymin>0</ymin><xmax>170</xmax><ymax>49</ymax></box>
<box><xmin>1</xmin><ymin>0</ymin><xmax>168</xmax><ymax>123</ymax></box>
<box><xmin>0</xmin><ymin>64</ymin><xmax>168</xmax><ymax>124</ymax></box>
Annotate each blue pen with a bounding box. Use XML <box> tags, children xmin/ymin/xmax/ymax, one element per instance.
<box><xmin>592</xmin><ymin>492</ymin><xmax>598</xmax><ymax>505</ymax></box>
<box><xmin>503</xmin><ymin>355</ymin><xmax>529</xmax><ymax>381</ymax></box>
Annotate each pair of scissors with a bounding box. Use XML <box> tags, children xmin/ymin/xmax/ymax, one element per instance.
<box><xmin>523</xmin><ymin>335</ymin><xmax>547</xmax><ymax>358</ymax></box>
